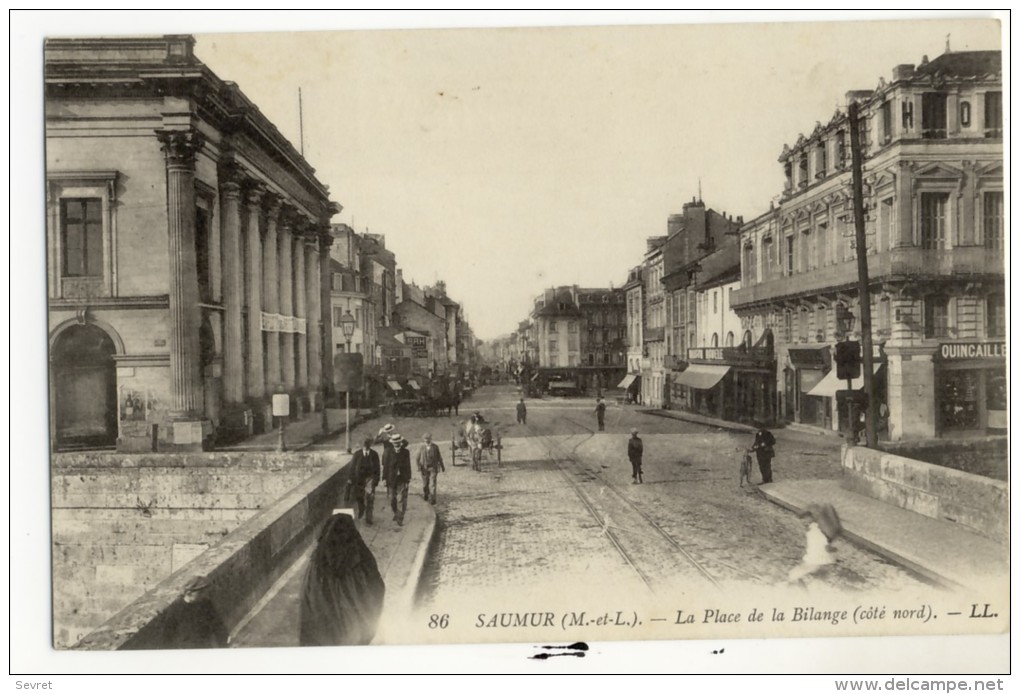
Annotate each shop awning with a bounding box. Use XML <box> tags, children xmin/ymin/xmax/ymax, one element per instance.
<box><xmin>407</xmin><ymin>379</ymin><xmax>421</xmax><ymax>391</ymax></box>
<box><xmin>618</xmin><ymin>374</ymin><xmax>638</xmax><ymax>389</ymax></box>
<box><xmin>549</xmin><ymin>381</ymin><xmax>576</xmax><ymax>389</ymax></box>
<box><xmin>788</xmin><ymin>347</ymin><xmax>829</xmax><ymax>370</ymax></box>
<box><xmin>673</xmin><ymin>364</ymin><xmax>731</xmax><ymax>390</ymax></box>
<box><xmin>806</xmin><ymin>364</ymin><xmax>883</xmax><ymax>399</ymax></box>
<box><xmin>387</xmin><ymin>380</ymin><xmax>402</xmax><ymax>391</ymax></box>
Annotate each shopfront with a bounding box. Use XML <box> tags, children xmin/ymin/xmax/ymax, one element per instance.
<box><xmin>935</xmin><ymin>342</ymin><xmax>1007</xmax><ymax>436</ymax></box>
<box><xmin>806</xmin><ymin>361</ymin><xmax>886</xmax><ymax>436</ymax></box>
<box><xmin>786</xmin><ymin>347</ymin><xmax>830</xmax><ymax>428</ymax></box>
<box><xmin>679</xmin><ymin>346</ymin><xmax>776</xmax><ymax>424</ymax></box>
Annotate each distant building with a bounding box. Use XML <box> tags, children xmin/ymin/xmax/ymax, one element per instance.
<box><xmin>732</xmin><ymin>50</ymin><xmax>1004</xmax><ymax>439</ymax></box>
<box><xmin>45</xmin><ymin>36</ymin><xmax>339</xmax><ymax>451</ymax></box>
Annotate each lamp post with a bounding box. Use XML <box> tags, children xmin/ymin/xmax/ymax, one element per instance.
<box><xmin>340</xmin><ymin>309</ymin><xmax>357</xmax><ymax>453</ymax></box>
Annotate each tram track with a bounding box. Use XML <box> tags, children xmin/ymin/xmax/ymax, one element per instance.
<box><xmin>533</xmin><ymin>419</ymin><xmax>734</xmax><ymax>595</ymax></box>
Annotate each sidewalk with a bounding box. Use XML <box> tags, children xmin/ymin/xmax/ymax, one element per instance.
<box><xmin>645</xmin><ymin>406</ymin><xmax>1008</xmax><ymax>590</ymax></box>
<box><xmin>218</xmin><ymin>407</ymin><xmax>376</xmax><ymax>451</ymax></box>
<box><xmin>229</xmin><ymin>493</ymin><xmax>437</xmax><ymax>648</ymax></box>
<box><xmin>760</xmin><ymin>478</ymin><xmax>1008</xmax><ymax>590</ymax></box>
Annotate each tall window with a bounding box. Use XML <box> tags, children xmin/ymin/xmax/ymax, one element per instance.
<box><xmin>711</xmin><ymin>333</ymin><xmax>719</xmax><ymax>348</ymax></box>
<box><xmin>61</xmin><ymin>198</ymin><xmax>103</xmax><ymax>277</ymax></box>
<box><xmin>983</xmin><ymin>191</ymin><xmax>1004</xmax><ymax>249</ymax></box>
<box><xmin>815</xmin><ymin>305</ymin><xmax>827</xmax><ymax>341</ymax></box>
<box><xmin>959</xmin><ymin>101</ymin><xmax>971</xmax><ymax>128</ymax></box>
<box><xmin>901</xmin><ymin>100</ymin><xmax>914</xmax><ymax>130</ymax></box>
<box><xmin>798</xmin><ymin>153</ymin><xmax>809</xmax><ymax>187</ymax></box>
<box><xmin>987</xmin><ymin>294</ymin><xmax>1006</xmax><ymax>338</ymax></box>
<box><xmin>743</xmin><ymin>243</ymin><xmax>755</xmax><ymax>284</ymax></box>
<box><xmin>815</xmin><ymin>141</ymin><xmax>827</xmax><ymax>178</ymax></box>
<box><xmin>880</xmin><ymin>100</ymin><xmax>893</xmax><ymax>144</ymax></box>
<box><xmin>921</xmin><ymin>92</ymin><xmax>948</xmax><ymax>139</ymax></box>
<box><xmin>725</xmin><ymin>332</ymin><xmax>734</xmax><ymax>347</ymax></box>
<box><xmin>920</xmin><ymin>193</ymin><xmax>949</xmax><ymax>250</ymax></box>
<box><xmin>798</xmin><ymin>308</ymin><xmax>809</xmax><ymax>342</ymax></box>
<box><xmin>785</xmin><ymin>235</ymin><xmax>795</xmax><ymax>275</ymax></box>
<box><xmin>924</xmin><ymin>295</ymin><xmax>950</xmax><ymax>339</ymax></box>
<box><xmin>984</xmin><ymin>91</ymin><xmax>1003</xmax><ymax>138</ymax></box>
<box><xmin>783</xmin><ymin>311</ymin><xmax>793</xmax><ymax>342</ymax></box>
<box><xmin>835</xmin><ymin>130</ymin><xmax>847</xmax><ymax>169</ymax></box>
<box><xmin>713</xmin><ymin>291</ymin><xmax>718</xmax><ymax>314</ymax></box>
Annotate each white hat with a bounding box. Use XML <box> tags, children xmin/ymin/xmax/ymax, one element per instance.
<box><xmin>381</xmin><ymin>424</ymin><xmax>395</xmax><ymax>433</ymax></box>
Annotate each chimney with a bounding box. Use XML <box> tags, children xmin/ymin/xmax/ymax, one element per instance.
<box><xmin>892</xmin><ymin>64</ymin><xmax>915</xmax><ymax>81</ymax></box>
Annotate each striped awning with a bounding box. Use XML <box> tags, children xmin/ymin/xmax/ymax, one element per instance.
<box><xmin>618</xmin><ymin>374</ymin><xmax>638</xmax><ymax>389</ymax></box>
<box><xmin>807</xmin><ymin>364</ymin><xmax>883</xmax><ymax>399</ymax></box>
<box><xmin>673</xmin><ymin>364</ymin><xmax>730</xmax><ymax>390</ymax></box>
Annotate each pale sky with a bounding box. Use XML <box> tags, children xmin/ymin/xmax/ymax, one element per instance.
<box><xmin>186</xmin><ymin>17</ymin><xmax>1001</xmax><ymax>339</ymax></box>
<box><xmin>32</xmin><ymin>12</ymin><xmax>1006</xmax><ymax>341</ymax></box>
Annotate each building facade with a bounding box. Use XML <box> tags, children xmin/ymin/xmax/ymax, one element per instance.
<box><xmin>46</xmin><ymin>36</ymin><xmax>338</xmax><ymax>451</ymax></box>
<box><xmin>731</xmin><ymin>51</ymin><xmax>1004</xmax><ymax>440</ymax></box>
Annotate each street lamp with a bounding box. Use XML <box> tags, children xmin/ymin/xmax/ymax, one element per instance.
<box><xmin>340</xmin><ymin>309</ymin><xmax>357</xmax><ymax>453</ymax></box>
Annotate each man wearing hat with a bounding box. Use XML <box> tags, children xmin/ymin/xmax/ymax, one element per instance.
<box><xmin>627</xmin><ymin>428</ymin><xmax>643</xmax><ymax>484</ymax></box>
<box><xmin>416</xmin><ymin>432</ymin><xmax>445</xmax><ymax>504</ymax></box>
<box><xmin>351</xmin><ymin>437</ymin><xmax>381</xmax><ymax>525</ymax></box>
<box><xmin>375</xmin><ymin>424</ymin><xmax>397</xmax><ymax>507</ymax></box>
<box><xmin>387</xmin><ymin>434</ymin><xmax>413</xmax><ymax>526</ymax></box>
<box><xmin>595</xmin><ymin>397</ymin><xmax>607</xmax><ymax>431</ymax></box>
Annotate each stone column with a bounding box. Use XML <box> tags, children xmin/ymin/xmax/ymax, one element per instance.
<box><xmin>262</xmin><ymin>194</ymin><xmax>282</xmax><ymax>393</ymax></box>
<box><xmin>319</xmin><ymin>231</ymin><xmax>335</xmax><ymax>395</ymax></box>
<box><xmin>244</xmin><ymin>183</ymin><xmax>266</xmax><ymax>401</ymax></box>
<box><xmin>219</xmin><ymin>164</ymin><xmax>245</xmax><ymax>405</ymax></box>
<box><xmin>279</xmin><ymin>212</ymin><xmax>296</xmax><ymax>392</ymax></box>
<box><xmin>156</xmin><ymin>128</ymin><xmax>206</xmax><ymax>418</ymax></box>
<box><xmin>294</xmin><ymin>228</ymin><xmax>309</xmax><ymax>394</ymax></box>
<box><xmin>305</xmin><ymin>233</ymin><xmax>323</xmax><ymax>408</ymax></box>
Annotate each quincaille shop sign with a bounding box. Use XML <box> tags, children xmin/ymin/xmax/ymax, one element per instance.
<box><xmin>938</xmin><ymin>342</ymin><xmax>1007</xmax><ymax>360</ymax></box>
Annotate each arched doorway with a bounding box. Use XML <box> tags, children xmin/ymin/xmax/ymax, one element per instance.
<box><xmin>51</xmin><ymin>323</ymin><xmax>118</xmax><ymax>448</ymax></box>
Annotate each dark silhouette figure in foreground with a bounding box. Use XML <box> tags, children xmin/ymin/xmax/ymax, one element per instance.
<box><xmin>300</xmin><ymin>511</ymin><xmax>385</xmax><ymax>647</ymax></box>
<box><xmin>159</xmin><ymin>576</ymin><xmax>228</xmax><ymax>649</ymax></box>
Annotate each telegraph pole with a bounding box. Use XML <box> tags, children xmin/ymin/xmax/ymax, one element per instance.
<box><xmin>848</xmin><ymin>100</ymin><xmax>877</xmax><ymax>447</ymax></box>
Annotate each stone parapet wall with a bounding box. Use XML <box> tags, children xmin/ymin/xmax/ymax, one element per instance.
<box><xmin>52</xmin><ymin>451</ymin><xmax>341</xmax><ymax>648</ymax></box>
<box><xmin>841</xmin><ymin>445</ymin><xmax>1008</xmax><ymax>544</ymax></box>
<box><xmin>72</xmin><ymin>455</ymin><xmax>352</xmax><ymax>650</ymax></box>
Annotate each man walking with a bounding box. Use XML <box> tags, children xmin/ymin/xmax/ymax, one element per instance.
<box><xmin>387</xmin><ymin>435</ymin><xmax>412</xmax><ymax>526</ymax></box>
<box><xmin>516</xmin><ymin>397</ymin><xmax>527</xmax><ymax>425</ymax></box>
<box><xmin>375</xmin><ymin>425</ymin><xmax>396</xmax><ymax>511</ymax></box>
<box><xmin>416</xmin><ymin>432</ymin><xmax>445</xmax><ymax>504</ymax></box>
<box><xmin>351</xmin><ymin>438</ymin><xmax>381</xmax><ymax>525</ymax></box>
<box><xmin>595</xmin><ymin>397</ymin><xmax>607</xmax><ymax>431</ymax></box>
<box><xmin>627</xmin><ymin>428</ymin><xmax>643</xmax><ymax>484</ymax></box>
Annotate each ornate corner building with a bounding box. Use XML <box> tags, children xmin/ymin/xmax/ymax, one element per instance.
<box><xmin>45</xmin><ymin>36</ymin><xmax>340</xmax><ymax>452</ymax></box>
<box><xmin>731</xmin><ymin>51</ymin><xmax>1004</xmax><ymax>440</ymax></box>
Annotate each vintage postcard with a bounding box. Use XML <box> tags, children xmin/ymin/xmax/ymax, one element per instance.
<box><xmin>19</xmin><ymin>11</ymin><xmax>1010</xmax><ymax>674</ymax></box>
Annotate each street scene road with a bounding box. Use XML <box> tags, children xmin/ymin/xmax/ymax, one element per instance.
<box><xmin>312</xmin><ymin>386</ymin><xmax>927</xmax><ymax>611</ymax></box>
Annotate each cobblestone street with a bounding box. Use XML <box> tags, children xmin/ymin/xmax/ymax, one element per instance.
<box><xmin>312</xmin><ymin>386</ymin><xmax>929</xmax><ymax>627</ymax></box>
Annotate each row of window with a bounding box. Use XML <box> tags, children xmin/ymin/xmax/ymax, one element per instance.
<box><xmin>784</xmin><ymin>91</ymin><xmax>1002</xmax><ymax>190</ymax></box>
<box><xmin>743</xmin><ymin>191</ymin><xmax>1004</xmax><ymax>285</ymax></box>
<box><xmin>777</xmin><ymin>294</ymin><xmax>1005</xmax><ymax>343</ymax></box>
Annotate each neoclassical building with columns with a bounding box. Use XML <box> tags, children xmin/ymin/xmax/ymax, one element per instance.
<box><xmin>45</xmin><ymin>35</ymin><xmax>340</xmax><ymax>451</ymax></box>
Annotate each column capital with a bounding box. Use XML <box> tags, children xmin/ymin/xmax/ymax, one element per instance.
<box><xmin>218</xmin><ymin>161</ymin><xmax>246</xmax><ymax>197</ymax></box>
<box><xmin>263</xmin><ymin>191</ymin><xmax>283</xmax><ymax>220</ymax></box>
<box><xmin>244</xmin><ymin>181</ymin><xmax>267</xmax><ymax>206</ymax></box>
<box><xmin>156</xmin><ymin>128</ymin><xmax>205</xmax><ymax>169</ymax></box>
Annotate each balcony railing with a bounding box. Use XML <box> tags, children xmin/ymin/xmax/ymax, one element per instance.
<box><xmin>732</xmin><ymin>247</ymin><xmax>1004</xmax><ymax>308</ymax></box>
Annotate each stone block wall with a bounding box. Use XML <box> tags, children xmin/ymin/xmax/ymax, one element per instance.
<box><xmin>841</xmin><ymin>445</ymin><xmax>1008</xmax><ymax>544</ymax></box>
<box><xmin>72</xmin><ymin>455</ymin><xmax>353</xmax><ymax>650</ymax></box>
<box><xmin>52</xmin><ymin>451</ymin><xmax>340</xmax><ymax>648</ymax></box>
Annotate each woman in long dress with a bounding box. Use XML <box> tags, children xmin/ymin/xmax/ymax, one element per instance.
<box><xmin>299</xmin><ymin>511</ymin><xmax>385</xmax><ymax>646</ymax></box>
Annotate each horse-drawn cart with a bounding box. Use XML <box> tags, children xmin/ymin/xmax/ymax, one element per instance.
<box><xmin>451</xmin><ymin>418</ymin><xmax>502</xmax><ymax>469</ymax></box>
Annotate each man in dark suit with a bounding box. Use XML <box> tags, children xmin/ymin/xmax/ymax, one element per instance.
<box><xmin>751</xmin><ymin>425</ymin><xmax>776</xmax><ymax>484</ymax></box>
<box><xmin>516</xmin><ymin>398</ymin><xmax>527</xmax><ymax>425</ymax></box>
<box><xmin>595</xmin><ymin>397</ymin><xmax>607</xmax><ymax>431</ymax></box>
<box><xmin>351</xmin><ymin>438</ymin><xmax>381</xmax><ymax>525</ymax></box>
<box><xmin>627</xmin><ymin>428</ymin><xmax>643</xmax><ymax>484</ymax></box>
